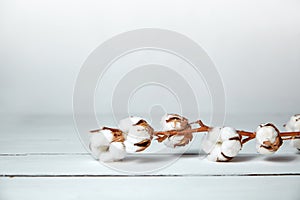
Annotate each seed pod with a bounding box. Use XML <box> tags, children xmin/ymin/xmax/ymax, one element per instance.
<box><xmin>285</xmin><ymin>114</ymin><xmax>300</xmax><ymax>150</ymax></box>
<box><xmin>119</xmin><ymin>117</ymin><xmax>154</xmax><ymax>153</ymax></box>
<box><xmin>161</xmin><ymin>114</ymin><xmax>190</xmax><ymax>131</ymax></box>
<box><xmin>256</xmin><ymin>123</ymin><xmax>282</xmax><ymax>155</ymax></box>
<box><xmin>89</xmin><ymin>127</ymin><xmax>126</xmax><ymax>162</ymax></box>
<box><xmin>161</xmin><ymin>114</ymin><xmax>193</xmax><ymax>148</ymax></box>
<box><xmin>202</xmin><ymin>127</ymin><xmax>242</xmax><ymax>162</ymax></box>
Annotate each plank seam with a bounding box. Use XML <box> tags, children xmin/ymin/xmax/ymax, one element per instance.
<box><xmin>2</xmin><ymin>173</ymin><xmax>300</xmax><ymax>178</ymax></box>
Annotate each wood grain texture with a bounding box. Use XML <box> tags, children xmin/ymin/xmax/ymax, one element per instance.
<box><xmin>0</xmin><ymin>115</ymin><xmax>299</xmax><ymax>199</ymax></box>
<box><xmin>1</xmin><ymin>176</ymin><xmax>299</xmax><ymax>200</ymax></box>
<box><xmin>1</xmin><ymin>154</ymin><xmax>300</xmax><ymax>176</ymax></box>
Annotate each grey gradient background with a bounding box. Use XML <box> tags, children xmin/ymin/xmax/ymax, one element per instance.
<box><xmin>1</xmin><ymin>0</ymin><xmax>300</xmax><ymax>119</ymax></box>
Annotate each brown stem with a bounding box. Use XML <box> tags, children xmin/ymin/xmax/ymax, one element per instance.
<box><xmin>279</xmin><ymin>132</ymin><xmax>300</xmax><ymax>137</ymax></box>
<box><xmin>154</xmin><ymin>120</ymin><xmax>211</xmax><ymax>142</ymax></box>
<box><xmin>236</xmin><ymin>130</ymin><xmax>256</xmax><ymax>137</ymax></box>
<box><xmin>154</xmin><ymin>127</ymin><xmax>209</xmax><ymax>138</ymax></box>
<box><xmin>236</xmin><ymin>131</ymin><xmax>256</xmax><ymax>144</ymax></box>
<box><xmin>155</xmin><ymin>120</ymin><xmax>259</xmax><ymax>145</ymax></box>
<box><xmin>239</xmin><ymin>131</ymin><xmax>300</xmax><ymax>143</ymax></box>
<box><xmin>90</xmin><ymin>129</ymin><xmax>101</xmax><ymax>133</ymax></box>
<box><xmin>242</xmin><ymin>136</ymin><xmax>254</xmax><ymax>144</ymax></box>
<box><xmin>190</xmin><ymin>120</ymin><xmax>210</xmax><ymax>129</ymax></box>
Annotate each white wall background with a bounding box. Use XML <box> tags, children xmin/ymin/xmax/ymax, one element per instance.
<box><xmin>1</xmin><ymin>0</ymin><xmax>300</xmax><ymax>117</ymax></box>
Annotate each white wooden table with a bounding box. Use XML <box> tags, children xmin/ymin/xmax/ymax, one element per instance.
<box><xmin>1</xmin><ymin>115</ymin><xmax>299</xmax><ymax>200</ymax></box>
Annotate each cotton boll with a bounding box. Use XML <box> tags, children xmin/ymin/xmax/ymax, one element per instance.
<box><xmin>124</xmin><ymin>125</ymin><xmax>152</xmax><ymax>153</ymax></box>
<box><xmin>201</xmin><ymin>127</ymin><xmax>221</xmax><ymax>154</ymax></box>
<box><xmin>124</xmin><ymin>140</ymin><xmax>138</xmax><ymax>153</ymax></box>
<box><xmin>160</xmin><ymin>114</ymin><xmax>192</xmax><ymax>148</ymax></box>
<box><xmin>256</xmin><ymin>143</ymin><xmax>275</xmax><ymax>155</ymax></box>
<box><xmin>285</xmin><ymin>115</ymin><xmax>300</xmax><ymax>150</ymax></box>
<box><xmin>161</xmin><ymin>114</ymin><xmax>190</xmax><ymax>131</ymax></box>
<box><xmin>98</xmin><ymin>143</ymin><xmax>126</xmax><ymax>163</ymax></box>
<box><xmin>119</xmin><ymin>116</ymin><xmax>143</xmax><ymax>133</ymax></box>
<box><xmin>106</xmin><ymin>142</ymin><xmax>126</xmax><ymax>161</ymax></box>
<box><xmin>163</xmin><ymin>120</ymin><xmax>182</xmax><ymax>130</ymax></box>
<box><xmin>255</xmin><ymin>123</ymin><xmax>282</xmax><ymax>155</ymax></box>
<box><xmin>256</xmin><ymin>124</ymin><xmax>278</xmax><ymax>144</ymax></box>
<box><xmin>89</xmin><ymin>129</ymin><xmax>113</xmax><ymax>159</ymax></box>
<box><xmin>164</xmin><ymin>135</ymin><xmax>185</xmax><ymax>148</ymax></box>
<box><xmin>285</xmin><ymin>114</ymin><xmax>300</xmax><ymax>131</ymax></box>
<box><xmin>128</xmin><ymin>125</ymin><xmax>152</xmax><ymax>139</ymax></box>
<box><xmin>202</xmin><ymin>126</ymin><xmax>242</xmax><ymax>162</ymax></box>
<box><xmin>119</xmin><ymin>117</ymin><xmax>154</xmax><ymax>152</ymax></box>
<box><xmin>221</xmin><ymin>140</ymin><xmax>242</xmax><ymax>158</ymax></box>
<box><xmin>206</xmin><ymin>144</ymin><xmax>228</xmax><ymax>162</ymax></box>
<box><xmin>119</xmin><ymin>117</ymin><xmax>153</xmax><ymax>136</ymax></box>
<box><xmin>220</xmin><ymin>127</ymin><xmax>240</xmax><ymax>141</ymax></box>
<box><xmin>90</xmin><ymin>145</ymin><xmax>107</xmax><ymax>160</ymax></box>
<box><xmin>206</xmin><ymin>144</ymin><xmax>221</xmax><ymax>162</ymax></box>
<box><xmin>89</xmin><ymin>127</ymin><xmax>126</xmax><ymax>162</ymax></box>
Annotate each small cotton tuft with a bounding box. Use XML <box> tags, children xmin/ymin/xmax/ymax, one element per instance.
<box><xmin>89</xmin><ymin>127</ymin><xmax>126</xmax><ymax>162</ymax></box>
<box><xmin>255</xmin><ymin>123</ymin><xmax>282</xmax><ymax>155</ymax></box>
<box><xmin>160</xmin><ymin>114</ymin><xmax>192</xmax><ymax>148</ymax></box>
<box><xmin>119</xmin><ymin>117</ymin><xmax>153</xmax><ymax>153</ymax></box>
<box><xmin>285</xmin><ymin>114</ymin><xmax>300</xmax><ymax>150</ymax></box>
<box><xmin>202</xmin><ymin>127</ymin><xmax>241</xmax><ymax>162</ymax></box>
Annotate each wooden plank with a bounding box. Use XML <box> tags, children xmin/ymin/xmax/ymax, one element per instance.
<box><xmin>1</xmin><ymin>176</ymin><xmax>299</xmax><ymax>200</ymax></box>
<box><xmin>0</xmin><ymin>114</ymin><xmax>297</xmax><ymax>154</ymax></box>
<box><xmin>0</xmin><ymin>115</ymin><xmax>86</xmax><ymax>153</ymax></box>
<box><xmin>1</xmin><ymin>154</ymin><xmax>300</xmax><ymax>176</ymax></box>
<box><xmin>0</xmin><ymin>114</ymin><xmax>299</xmax><ymax>199</ymax></box>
